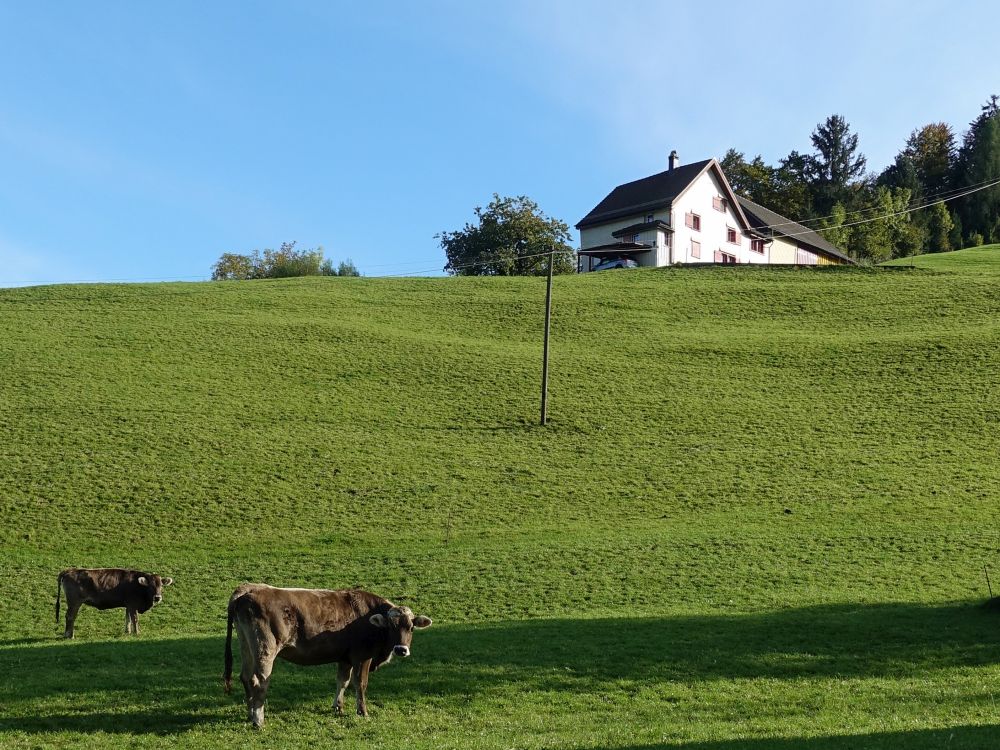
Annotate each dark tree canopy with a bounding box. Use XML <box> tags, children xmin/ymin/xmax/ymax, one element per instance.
<box><xmin>438</xmin><ymin>194</ymin><xmax>576</xmax><ymax>276</ymax></box>
<box><xmin>807</xmin><ymin>115</ymin><xmax>867</xmax><ymax>214</ymax></box>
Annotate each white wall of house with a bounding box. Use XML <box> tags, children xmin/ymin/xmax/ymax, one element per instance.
<box><xmin>670</xmin><ymin>168</ymin><xmax>766</xmax><ymax>265</ymax></box>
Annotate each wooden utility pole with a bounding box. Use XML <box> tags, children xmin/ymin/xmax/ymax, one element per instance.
<box><xmin>540</xmin><ymin>248</ymin><xmax>555</xmax><ymax>426</ymax></box>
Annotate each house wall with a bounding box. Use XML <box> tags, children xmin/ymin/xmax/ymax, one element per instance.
<box><xmin>756</xmin><ymin>235</ymin><xmax>850</xmax><ymax>265</ymax></box>
<box><xmin>671</xmin><ymin>168</ymin><xmax>766</xmax><ymax>265</ymax></box>
<box><xmin>767</xmin><ymin>236</ymin><xmax>798</xmax><ymax>264</ymax></box>
<box><xmin>579</xmin><ymin>210</ymin><xmax>672</xmax><ymax>271</ymax></box>
<box><xmin>577</xmin><ymin>161</ymin><xmax>851</xmax><ymax>269</ymax></box>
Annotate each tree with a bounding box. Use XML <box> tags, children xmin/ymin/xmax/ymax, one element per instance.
<box><xmin>719</xmin><ymin>150</ymin><xmax>768</xmax><ymax>198</ymax></box>
<box><xmin>211</xmin><ymin>242</ymin><xmax>359</xmax><ymax>280</ymax></box>
<box><xmin>808</xmin><ymin>114</ymin><xmax>868</xmax><ymax>214</ymax></box>
<box><xmin>904</xmin><ymin>123</ymin><xmax>956</xmax><ymax>197</ymax></box>
<box><xmin>211</xmin><ymin>252</ymin><xmax>257</xmax><ymax>281</ymax></box>
<box><xmin>770</xmin><ymin>151</ymin><xmax>816</xmax><ymax>220</ymax></box>
<box><xmin>438</xmin><ymin>194</ymin><xmax>575</xmax><ymax>276</ymax></box>
<box><xmin>953</xmin><ymin>97</ymin><xmax>1000</xmax><ymax>244</ymax></box>
<box><xmin>926</xmin><ymin>201</ymin><xmax>954</xmax><ymax>253</ymax></box>
<box><xmin>336</xmin><ymin>259</ymin><xmax>360</xmax><ymax>277</ymax></box>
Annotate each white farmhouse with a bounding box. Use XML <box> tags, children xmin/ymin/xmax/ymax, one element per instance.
<box><xmin>576</xmin><ymin>152</ymin><xmax>852</xmax><ymax>271</ymax></box>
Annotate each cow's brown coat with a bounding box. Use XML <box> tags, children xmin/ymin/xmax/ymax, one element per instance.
<box><xmin>55</xmin><ymin>568</ymin><xmax>173</xmax><ymax>638</ymax></box>
<box><xmin>223</xmin><ymin>583</ymin><xmax>431</xmax><ymax>727</ymax></box>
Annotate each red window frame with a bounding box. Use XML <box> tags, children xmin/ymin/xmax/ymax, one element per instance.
<box><xmin>712</xmin><ymin>196</ymin><xmax>726</xmax><ymax>212</ymax></box>
<box><xmin>691</xmin><ymin>239</ymin><xmax>701</xmax><ymax>259</ymax></box>
<box><xmin>726</xmin><ymin>227</ymin><xmax>739</xmax><ymax>245</ymax></box>
<box><xmin>685</xmin><ymin>212</ymin><xmax>701</xmax><ymax>231</ymax></box>
<box><xmin>751</xmin><ymin>239</ymin><xmax>765</xmax><ymax>253</ymax></box>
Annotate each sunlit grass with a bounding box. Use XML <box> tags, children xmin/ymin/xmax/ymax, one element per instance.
<box><xmin>1</xmin><ymin>247</ymin><xmax>999</xmax><ymax>747</ymax></box>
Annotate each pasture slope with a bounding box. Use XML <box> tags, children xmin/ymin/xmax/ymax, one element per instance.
<box><xmin>1</xmin><ymin>246</ymin><xmax>999</xmax><ymax>749</ymax></box>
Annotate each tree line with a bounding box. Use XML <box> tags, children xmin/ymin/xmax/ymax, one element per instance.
<box><xmin>211</xmin><ymin>242</ymin><xmax>360</xmax><ymax>280</ymax></box>
<box><xmin>722</xmin><ymin>95</ymin><xmax>1000</xmax><ymax>262</ymax></box>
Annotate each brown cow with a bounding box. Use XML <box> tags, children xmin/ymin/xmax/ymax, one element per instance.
<box><xmin>56</xmin><ymin>568</ymin><xmax>173</xmax><ymax>638</ymax></box>
<box><xmin>223</xmin><ymin>584</ymin><xmax>432</xmax><ymax>728</ymax></box>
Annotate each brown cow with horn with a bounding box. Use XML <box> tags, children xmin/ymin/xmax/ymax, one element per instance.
<box><xmin>56</xmin><ymin>568</ymin><xmax>174</xmax><ymax>638</ymax></box>
<box><xmin>223</xmin><ymin>583</ymin><xmax>432</xmax><ymax>728</ymax></box>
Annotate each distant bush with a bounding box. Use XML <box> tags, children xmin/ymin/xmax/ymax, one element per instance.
<box><xmin>969</xmin><ymin>232</ymin><xmax>985</xmax><ymax>247</ymax></box>
<box><xmin>212</xmin><ymin>242</ymin><xmax>362</xmax><ymax>280</ymax></box>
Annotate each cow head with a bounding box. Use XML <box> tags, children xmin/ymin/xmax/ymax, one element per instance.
<box><xmin>136</xmin><ymin>574</ymin><xmax>173</xmax><ymax>606</ymax></box>
<box><xmin>369</xmin><ymin>606</ymin><xmax>432</xmax><ymax>658</ymax></box>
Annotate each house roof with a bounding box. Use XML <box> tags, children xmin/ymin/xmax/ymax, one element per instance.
<box><xmin>577</xmin><ymin>241</ymin><xmax>654</xmax><ymax>256</ymax></box>
<box><xmin>736</xmin><ymin>196</ymin><xmax>853</xmax><ymax>263</ymax></box>
<box><xmin>576</xmin><ymin>159</ymin><xmax>713</xmax><ymax>229</ymax></box>
<box><xmin>611</xmin><ymin>220</ymin><xmax>673</xmax><ymax>238</ymax></box>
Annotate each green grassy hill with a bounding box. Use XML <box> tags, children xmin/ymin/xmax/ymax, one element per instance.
<box><xmin>2</xmin><ymin>249</ymin><xmax>999</xmax><ymax>748</ymax></box>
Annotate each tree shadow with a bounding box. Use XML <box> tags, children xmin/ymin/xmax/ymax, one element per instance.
<box><xmin>618</xmin><ymin>723</ymin><xmax>1000</xmax><ymax>749</ymax></box>
<box><xmin>0</xmin><ymin>601</ymin><xmax>996</xmax><ymax>737</ymax></box>
<box><xmin>379</xmin><ymin>600</ymin><xmax>1000</xmax><ymax>703</ymax></box>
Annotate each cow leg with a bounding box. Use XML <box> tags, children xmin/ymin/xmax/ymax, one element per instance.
<box><xmin>63</xmin><ymin>598</ymin><xmax>82</xmax><ymax>639</ymax></box>
<box><xmin>124</xmin><ymin>608</ymin><xmax>132</xmax><ymax>635</ymax></box>
<box><xmin>352</xmin><ymin>659</ymin><xmax>372</xmax><ymax>717</ymax></box>
<box><xmin>333</xmin><ymin>663</ymin><xmax>353</xmax><ymax>715</ymax></box>
<box><xmin>247</xmin><ymin>653</ymin><xmax>275</xmax><ymax>729</ymax></box>
<box><xmin>131</xmin><ymin>610</ymin><xmax>140</xmax><ymax>635</ymax></box>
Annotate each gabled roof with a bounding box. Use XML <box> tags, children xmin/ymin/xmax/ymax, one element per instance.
<box><xmin>576</xmin><ymin>158</ymin><xmax>756</xmax><ymax>235</ymax></box>
<box><xmin>576</xmin><ymin>159</ymin><xmax>713</xmax><ymax>229</ymax></box>
<box><xmin>736</xmin><ymin>196</ymin><xmax>853</xmax><ymax>263</ymax></box>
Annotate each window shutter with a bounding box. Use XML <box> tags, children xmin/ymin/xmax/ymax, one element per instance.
<box><xmin>685</xmin><ymin>213</ymin><xmax>693</xmax><ymax>228</ymax></box>
<box><xmin>714</xmin><ymin>249</ymin><xmax>723</xmax><ymax>262</ymax></box>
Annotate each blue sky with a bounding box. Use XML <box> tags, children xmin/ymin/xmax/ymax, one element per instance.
<box><xmin>1</xmin><ymin>1</ymin><xmax>997</xmax><ymax>286</ymax></box>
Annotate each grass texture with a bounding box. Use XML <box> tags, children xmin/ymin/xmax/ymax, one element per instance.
<box><xmin>1</xmin><ymin>246</ymin><xmax>999</xmax><ymax>748</ymax></box>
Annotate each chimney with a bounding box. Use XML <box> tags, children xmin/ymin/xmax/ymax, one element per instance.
<box><xmin>669</xmin><ymin>150</ymin><xmax>680</xmax><ymax>171</ymax></box>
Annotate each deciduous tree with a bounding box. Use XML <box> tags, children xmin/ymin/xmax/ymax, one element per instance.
<box><xmin>438</xmin><ymin>194</ymin><xmax>575</xmax><ymax>276</ymax></box>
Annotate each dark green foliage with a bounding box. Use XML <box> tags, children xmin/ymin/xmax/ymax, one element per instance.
<box><xmin>807</xmin><ymin>115</ymin><xmax>867</xmax><ymax>214</ymax></box>
<box><xmin>2</xmin><ymin>253</ymin><xmax>1000</xmax><ymax>746</ymax></box>
<box><xmin>438</xmin><ymin>194</ymin><xmax>576</xmax><ymax>276</ymax></box>
<box><xmin>335</xmin><ymin>259</ymin><xmax>361</xmax><ymax>277</ymax></box>
<box><xmin>726</xmin><ymin>100</ymin><xmax>1000</xmax><ymax>260</ymax></box>
<box><xmin>953</xmin><ymin>102</ymin><xmax>1000</xmax><ymax>244</ymax></box>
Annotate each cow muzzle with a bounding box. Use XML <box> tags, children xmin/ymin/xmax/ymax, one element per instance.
<box><xmin>153</xmin><ymin>595</ymin><xmax>162</xmax><ymax>604</ymax></box>
<box><xmin>393</xmin><ymin>645</ymin><xmax>410</xmax><ymax>658</ymax></box>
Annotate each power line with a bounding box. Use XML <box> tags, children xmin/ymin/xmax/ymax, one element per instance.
<box><xmin>761</xmin><ymin>178</ymin><xmax>1000</xmax><ymax>241</ymax></box>
<box><xmin>746</xmin><ymin>175</ymin><xmax>1000</xmax><ymax>232</ymax></box>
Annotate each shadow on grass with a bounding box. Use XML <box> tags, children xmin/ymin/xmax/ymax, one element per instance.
<box><xmin>619</xmin><ymin>724</ymin><xmax>1000</xmax><ymax>750</ymax></box>
<box><xmin>0</xmin><ymin>601</ymin><xmax>996</xmax><ymax>736</ymax></box>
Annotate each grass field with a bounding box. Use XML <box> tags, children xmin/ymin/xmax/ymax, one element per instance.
<box><xmin>1</xmin><ymin>246</ymin><xmax>999</xmax><ymax>748</ymax></box>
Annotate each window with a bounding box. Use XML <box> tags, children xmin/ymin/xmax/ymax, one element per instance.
<box><xmin>632</xmin><ymin>234</ymin><xmax>641</xmax><ymax>243</ymax></box>
<box><xmin>685</xmin><ymin>212</ymin><xmax>701</xmax><ymax>231</ymax></box>
<box><xmin>720</xmin><ymin>252</ymin><xmax>737</xmax><ymax>265</ymax></box>
<box><xmin>726</xmin><ymin>227</ymin><xmax>739</xmax><ymax>245</ymax></box>
<box><xmin>691</xmin><ymin>239</ymin><xmax>701</xmax><ymax>259</ymax></box>
<box><xmin>751</xmin><ymin>239</ymin><xmax>765</xmax><ymax>253</ymax></box>
<box><xmin>712</xmin><ymin>196</ymin><xmax>727</xmax><ymax>212</ymax></box>
<box><xmin>645</xmin><ymin>214</ymin><xmax>654</xmax><ymax>223</ymax></box>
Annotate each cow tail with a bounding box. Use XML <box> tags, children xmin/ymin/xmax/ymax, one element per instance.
<box><xmin>55</xmin><ymin>571</ymin><xmax>64</xmax><ymax>624</ymax></box>
<box><xmin>223</xmin><ymin>597</ymin><xmax>236</xmax><ymax>694</ymax></box>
